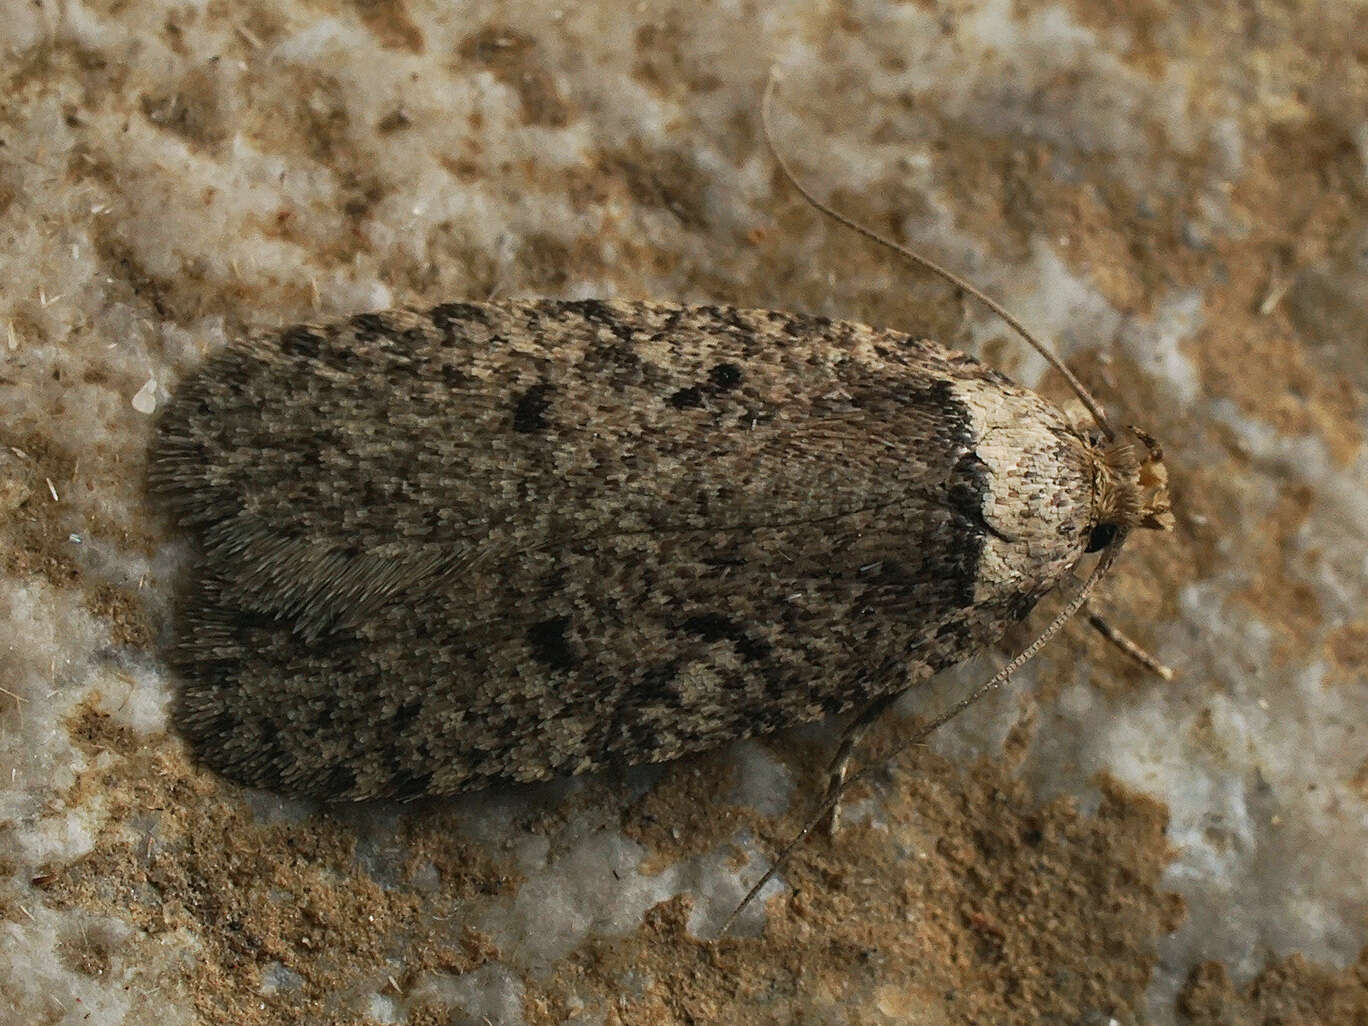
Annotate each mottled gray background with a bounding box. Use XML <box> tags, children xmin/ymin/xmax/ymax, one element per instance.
<box><xmin>2</xmin><ymin>1</ymin><xmax>1365</xmax><ymax>1024</ymax></box>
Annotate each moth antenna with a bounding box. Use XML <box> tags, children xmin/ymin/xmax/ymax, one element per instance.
<box><xmin>718</xmin><ymin>534</ymin><xmax>1128</xmax><ymax>937</ymax></box>
<box><xmin>761</xmin><ymin>69</ymin><xmax>1117</xmax><ymax>441</ymax></box>
<box><xmin>1085</xmin><ymin>604</ymin><xmax>1174</xmax><ymax>680</ymax></box>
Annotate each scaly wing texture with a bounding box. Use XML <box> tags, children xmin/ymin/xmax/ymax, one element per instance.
<box><xmin>150</xmin><ymin>300</ymin><xmax>1092</xmax><ymax>799</ymax></box>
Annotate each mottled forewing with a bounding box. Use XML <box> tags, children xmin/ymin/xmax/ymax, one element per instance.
<box><xmin>151</xmin><ymin>299</ymin><xmax>1089</xmax><ymax>799</ymax></box>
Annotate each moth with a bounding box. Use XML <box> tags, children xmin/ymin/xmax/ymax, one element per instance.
<box><xmin>150</xmin><ymin>292</ymin><xmax>1171</xmax><ymax>802</ymax></box>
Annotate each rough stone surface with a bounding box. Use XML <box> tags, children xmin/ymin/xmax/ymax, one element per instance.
<box><xmin>1</xmin><ymin>1</ymin><xmax>1365</xmax><ymax>1024</ymax></box>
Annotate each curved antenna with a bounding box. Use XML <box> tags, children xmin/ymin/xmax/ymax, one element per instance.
<box><xmin>717</xmin><ymin>535</ymin><xmax>1128</xmax><ymax>936</ymax></box>
<box><xmin>761</xmin><ymin>70</ymin><xmax>1117</xmax><ymax>441</ymax></box>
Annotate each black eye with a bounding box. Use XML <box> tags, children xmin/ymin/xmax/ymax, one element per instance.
<box><xmin>1085</xmin><ymin>523</ymin><xmax>1118</xmax><ymax>552</ymax></box>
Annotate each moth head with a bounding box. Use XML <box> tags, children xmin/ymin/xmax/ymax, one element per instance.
<box><xmin>1086</xmin><ymin>425</ymin><xmax>1174</xmax><ymax>551</ymax></box>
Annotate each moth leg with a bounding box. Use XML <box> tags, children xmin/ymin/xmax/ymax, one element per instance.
<box><xmin>1083</xmin><ymin>603</ymin><xmax>1174</xmax><ymax>680</ymax></box>
<box><xmin>823</xmin><ymin>691</ymin><xmax>902</xmax><ymax>835</ymax></box>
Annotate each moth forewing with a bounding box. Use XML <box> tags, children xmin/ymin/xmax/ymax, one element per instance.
<box><xmin>150</xmin><ymin>300</ymin><xmax>1169</xmax><ymax>802</ymax></box>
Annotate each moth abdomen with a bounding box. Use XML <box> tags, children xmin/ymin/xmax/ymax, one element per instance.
<box><xmin>151</xmin><ymin>299</ymin><xmax>1168</xmax><ymax>801</ymax></box>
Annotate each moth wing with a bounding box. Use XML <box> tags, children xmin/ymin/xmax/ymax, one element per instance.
<box><xmin>155</xmin><ymin>301</ymin><xmax>1093</xmax><ymax>799</ymax></box>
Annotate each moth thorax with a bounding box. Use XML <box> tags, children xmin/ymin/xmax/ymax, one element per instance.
<box><xmin>1087</xmin><ymin>426</ymin><xmax>1174</xmax><ymax>550</ymax></box>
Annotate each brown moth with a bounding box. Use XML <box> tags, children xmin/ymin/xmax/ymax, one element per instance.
<box><xmin>150</xmin><ymin>295</ymin><xmax>1171</xmax><ymax>802</ymax></box>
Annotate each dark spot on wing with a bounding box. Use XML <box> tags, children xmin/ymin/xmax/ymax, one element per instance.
<box><xmin>668</xmin><ymin>386</ymin><xmax>704</xmax><ymax>410</ymax></box>
<box><xmin>681</xmin><ymin>613</ymin><xmax>772</xmax><ymax>662</ymax></box>
<box><xmin>527</xmin><ymin>616</ymin><xmax>577</xmax><ymax>670</ymax></box>
<box><xmin>512</xmin><ymin>383</ymin><xmax>554</xmax><ymax>433</ymax></box>
<box><xmin>709</xmin><ymin>362</ymin><xmax>742</xmax><ymax>390</ymax></box>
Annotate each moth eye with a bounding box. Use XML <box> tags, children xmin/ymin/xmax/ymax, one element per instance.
<box><xmin>1085</xmin><ymin>522</ymin><xmax>1118</xmax><ymax>552</ymax></box>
